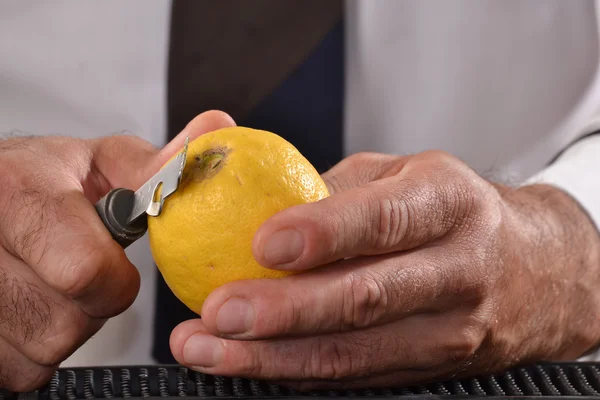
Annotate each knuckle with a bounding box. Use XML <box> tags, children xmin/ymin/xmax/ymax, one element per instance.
<box><xmin>31</xmin><ymin>312</ymin><xmax>91</xmax><ymax>366</ymax></box>
<box><xmin>110</xmin><ymin>133</ymin><xmax>150</xmax><ymax>149</ymax></box>
<box><xmin>418</xmin><ymin>149</ymin><xmax>460</xmax><ymax>168</ymax></box>
<box><xmin>342</xmin><ymin>273</ymin><xmax>389</xmax><ymax>329</ymax></box>
<box><xmin>383</xmin><ymin>180</ymin><xmax>444</xmax><ymax>247</ymax></box>
<box><xmin>52</xmin><ymin>239</ymin><xmax>113</xmax><ymax>299</ymax></box>
<box><xmin>461</xmin><ymin>243</ymin><xmax>501</xmax><ymax>297</ymax></box>
<box><xmin>459</xmin><ymin>274</ymin><xmax>491</xmax><ymax>304</ymax></box>
<box><xmin>29</xmin><ymin>346</ymin><xmax>65</xmax><ymax>370</ymax></box>
<box><xmin>323</xmin><ymin>172</ymin><xmax>345</xmax><ymax>194</ymax></box>
<box><xmin>235</xmin><ymin>349</ymin><xmax>268</xmax><ymax>378</ymax></box>
<box><xmin>446</xmin><ymin>325</ymin><xmax>486</xmax><ymax>365</ymax></box>
<box><xmin>103</xmin><ymin>134</ymin><xmax>156</xmax><ymax>160</ymax></box>
<box><xmin>283</xmin><ymin>294</ymin><xmax>305</xmax><ymax>334</ymax></box>
<box><xmin>449</xmin><ymin>177</ymin><xmax>489</xmax><ymax>223</ymax></box>
<box><xmin>335</xmin><ymin>152</ymin><xmax>403</xmax><ymax>183</ymax></box>
<box><xmin>346</xmin><ymin>152</ymin><xmax>378</xmax><ymax>168</ymax></box>
<box><xmin>0</xmin><ymin>364</ymin><xmax>55</xmax><ymax>393</ymax></box>
<box><xmin>440</xmin><ymin>255</ymin><xmax>492</xmax><ymax>307</ymax></box>
<box><xmin>348</xmin><ymin>152</ymin><xmax>394</xmax><ymax>182</ymax></box>
<box><xmin>261</xmin><ymin>291</ymin><xmax>304</xmax><ymax>336</ymax></box>
<box><xmin>413</xmin><ymin>150</ymin><xmax>496</xmax><ymax>237</ymax></box>
<box><xmin>324</xmin><ymin>205</ymin><xmax>349</xmax><ymax>257</ymax></box>
<box><xmin>31</xmin><ymin>347</ymin><xmax>64</xmax><ymax>368</ymax></box>
<box><xmin>371</xmin><ymin>188</ymin><xmax>413</xmax><ymax>249</ymax></box>
<box><xmin>306</xmin><ymin>338</ymin><xmax>354</xmax><ymax>380</ymax></box>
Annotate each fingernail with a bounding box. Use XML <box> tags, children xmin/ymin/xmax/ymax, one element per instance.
<box><xmin>183</xmin><ymin>334</ymin><xmax>223</xmax><ymax>368</ymax></box>
<box><xmin>263</xmin><ymin>229</ymin><xmax>304</xmax><ymax>266</ymax></box>
<box><xmin>216</xmin><ymin>298</ymin><xmax>255</xmax><ymax>334</ymax></box>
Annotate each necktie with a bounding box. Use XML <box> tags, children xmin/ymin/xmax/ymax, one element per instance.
<box><xmin>167</xmin><ymin>0</ymin><xmax>343</xmax><ymax>132</ymax></box>
<box><xmin>154</xmin><ymin>0</ymin><xmax>344</xmax><ymax>363</ymax></box>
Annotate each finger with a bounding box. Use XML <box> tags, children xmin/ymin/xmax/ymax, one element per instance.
<box><xmin>321</xmin><ymin>152</ymin><xmax>406</xmax><ymax>194</ymax></box>
<box><xmin>73</xmin><ymin>111</ymin><xmax>233</xmax><ymax>313</ymax></box>
<box><xmin>157</xmin><ymin>109</ymin><xmax>236</xmax><ymax>167</ymax></box>
<box><xmin>0</xmin><ymin>111</ymin><xmax>236</xmax><ymax>318</ymax></box>
<box><xmin>0</xmin><ymin>246</ymin><xmax>104</xmax><ymax>366</ymax></box>
<box><xmin>253</xmin><ymin>154</ymin><xmax>476</xmax><ymax>270</ymax></box>
<box><xmin>91</xmin><ymin>110</ymin><xmax>236</xmax><ymax>191</ymax></box>
<box><xmin>202</xmin><ymin>248</ymin><xmax>462</xmax><ymax>339</ymax></box>
<box><xmin>171</xmin><ymin>310</ymin><xmax>480</xmax><ymax>382</ymax></box>
<box><xmin>276</xmin><ymin>369</ymin><xmax>441</xmax><ymax>391</ymax></box>
<box><xmin>0</xmin><ymin>182</ymin><xmax>141</xmax><ymax>318</ymax></box>
<box><xmin>278</xmin><ymin>352</ymin><xmax>500</xmax><ymax>391</ymax></box>
<box><xmin>0</xmin><ymin>336</ymin><xmax>57</xmax><ymax>392</ymax></box>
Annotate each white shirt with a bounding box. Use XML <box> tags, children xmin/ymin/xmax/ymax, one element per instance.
<box><xmin>0</xmin><ymin>0</ymin><xmax>599</xmax><ymax>366</ymax></box>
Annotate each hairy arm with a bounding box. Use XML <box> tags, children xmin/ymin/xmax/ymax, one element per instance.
<box><xmin>524</xmin><ymin>133</ymin><xmax>600</xmax><ymax>359</ymax></box>
<box><xmin>527</xmin><ymin>133</ymin><xmax>600</xmax><ymax>232</ymax></box>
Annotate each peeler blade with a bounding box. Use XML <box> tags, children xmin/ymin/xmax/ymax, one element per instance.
<box><xmin>127</xmin><ymin>136</ymin><xmax>189</xmax><ymax>224</ymax></box>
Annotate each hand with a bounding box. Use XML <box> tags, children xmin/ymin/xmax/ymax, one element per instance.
<box><xmin>171</xmin><ymin>150</ymin><xmax>600</xmax><ymax>390</ymax></box>
<box><xmin>0</xmin><ymin>111</ymin><xmax>235</xmax><ymax>391</ymax></box>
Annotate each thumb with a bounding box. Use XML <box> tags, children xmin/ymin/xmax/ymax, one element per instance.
<box><xmin>155</xmin><ymin>110</ymin><xmax>236</xmax><ymax>170</ymax></box>
<box><xmin>93</xmin><ymin>110</ymin><xmax>236</xmax><ymax>190</ymax></box>
<box><xmin>253</xmin><ymin>172</ymin><xmax>462</xmax><ymax>271</ymax></box>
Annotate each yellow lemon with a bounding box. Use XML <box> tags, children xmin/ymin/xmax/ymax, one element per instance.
<box><xmin>147</xmin><ymin>126</ymin><xmax>329</xmax><ymax>314</ymax></box>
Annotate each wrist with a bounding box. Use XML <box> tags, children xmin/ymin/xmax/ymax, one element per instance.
<box><xmin>511</xmin><ymin>183</ymin><xmax>600</xmax><ymax>258</ymax></box>
<box><xmin>500</xmin><ymin>183</ymin><xmax>600</xmax><ymax>359</ymax></box>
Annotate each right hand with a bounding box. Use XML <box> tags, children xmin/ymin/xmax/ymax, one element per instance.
<box><xmin>0</xmin><ymin>110</ymin><xmax>235</xmax><ymax>392</ymax></box>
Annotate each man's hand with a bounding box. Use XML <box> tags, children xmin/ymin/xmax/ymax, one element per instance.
<box><xmin>171</xmin><ymin>150</ymin><xmax>600</xmax><ymax>390</ymax></box>
<box><xmin>0</xmin><ymin>111</ymin><xmax>234</xmax><ymax>392</ymax></box>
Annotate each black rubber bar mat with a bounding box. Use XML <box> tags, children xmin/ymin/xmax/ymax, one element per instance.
<box><xmin>2</xmin><ymin>362</ymin><xmax>600</xmax><ymax>399</ymax></box>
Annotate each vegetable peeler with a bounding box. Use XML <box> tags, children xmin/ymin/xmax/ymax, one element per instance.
<box><xmin>94</xmin><ymin>137</ymin><xmax>189</xmax><ymax>248</ymax></box>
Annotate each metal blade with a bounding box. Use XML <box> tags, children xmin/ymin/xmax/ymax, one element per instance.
<box><xmin>127</xmin><ymin>137</ymin><xmax>189</xmax><ymax>224</ymax></box>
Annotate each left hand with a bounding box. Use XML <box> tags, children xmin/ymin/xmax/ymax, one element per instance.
<box><xmin>170</xmin><ymin>150</ymin><xmax>600</xmax><ymax>390</ymax></box>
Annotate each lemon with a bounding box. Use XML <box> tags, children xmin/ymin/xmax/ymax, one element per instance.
<box><xmin>147</xmin><ymin>126</ymin><xmax>329</xmax><ymax>314</ymax></box>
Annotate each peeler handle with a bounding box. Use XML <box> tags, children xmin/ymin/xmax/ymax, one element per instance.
<box><xmin>95</xmin><ymin>188</ymin><xmax>148</xmax><ymax>249</ymax></box>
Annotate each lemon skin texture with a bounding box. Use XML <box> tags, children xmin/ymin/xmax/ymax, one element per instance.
<box><xmin>147</xmin><ymin>126</ymin><xmax>329</xmax><ymax>315</ymax></box>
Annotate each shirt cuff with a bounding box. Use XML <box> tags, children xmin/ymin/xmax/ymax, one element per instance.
<box><xmin>524</xmin><ymin>133</ymin><xmax>600</xmax><ymax>361</ymax></box>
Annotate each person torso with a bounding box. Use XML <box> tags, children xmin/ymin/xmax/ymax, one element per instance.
<box><xmin>0</xmin><ymin>0</ymin><xmax>598</xmax><ymax>366</ymax></box>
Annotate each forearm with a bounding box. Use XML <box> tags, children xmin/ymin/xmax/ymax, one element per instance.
<box><xmin>526</xmin><ymin>134</ymin><xmax>600</xmax><ymax>232</ymax></box>
<box><xmin>524</xmin><ymin>133</ymin><xmax>600</xmax><ymax>359</ymax></box>
<box><xmin>482</xmin><ymin>178</ymin><xmax>599</xmax><ymax>365</ymax></box>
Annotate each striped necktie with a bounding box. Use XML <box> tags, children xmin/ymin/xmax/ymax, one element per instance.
<box><xmin>153</xmin><ymin>0</ymin><xmax>344</xmax><ymax>363</ymax></box>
